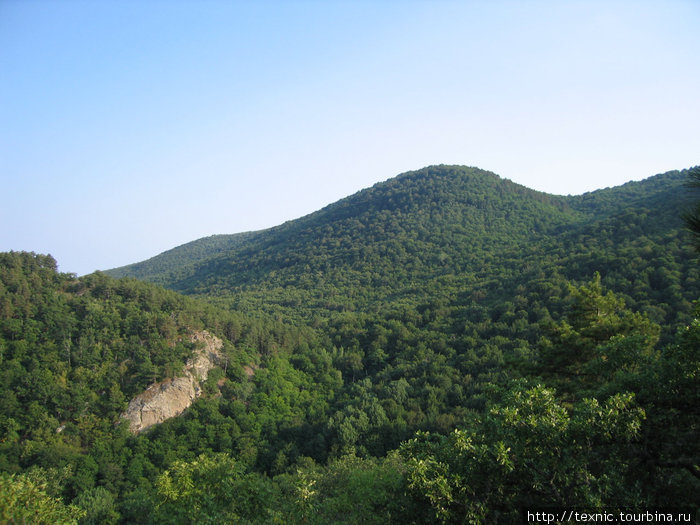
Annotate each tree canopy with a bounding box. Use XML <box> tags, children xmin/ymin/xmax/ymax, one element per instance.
<box><xmin>1</xmin><ymin>165</ymin><xmax>699</xmax><ymax>523</ymax></box>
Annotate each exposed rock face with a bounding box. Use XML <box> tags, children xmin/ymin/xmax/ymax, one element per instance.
<box><xmin>122</xmin><ymin>330</ymin><xmax>224</xmax><ymax>433</ymax></box>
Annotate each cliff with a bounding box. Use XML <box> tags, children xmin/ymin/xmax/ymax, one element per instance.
<box><xmin>121</xmin><ymin>330</ymin><xmax>224</xmax><ymax>433</ymax></box>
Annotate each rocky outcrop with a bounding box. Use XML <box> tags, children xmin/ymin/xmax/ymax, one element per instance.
<box><xmin>121</xmin><ymin>330</ymin><xmax>224</xmax><ymax>433</ymax></box>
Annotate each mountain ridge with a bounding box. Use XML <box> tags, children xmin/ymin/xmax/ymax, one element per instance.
<box><xmin>108</xmin><ymin>166</ymin><xmax>690</xmax><ymax>280</ymax></box>
<box><xmin>107</xmin><ymin>165</ymin><xmax>573</xmax><ymax>282</ymax></box>
<box><xmin>106</xmin><ymin>165</ymin><xmax>696</xmax><ymax>326</ymax></box>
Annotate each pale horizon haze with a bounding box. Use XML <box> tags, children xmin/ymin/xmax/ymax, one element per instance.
<box><xmin>1</xmin><ymin>1</ymin><xmax>699</xmax><ymax>275</ymax></box>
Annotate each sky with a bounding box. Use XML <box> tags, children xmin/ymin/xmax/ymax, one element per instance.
<box><xmin>1</xmin><ymin>1</ymin><xmax>699</xmax><ymax>276</ymax></box>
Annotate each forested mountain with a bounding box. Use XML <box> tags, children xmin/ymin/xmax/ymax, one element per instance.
<box><xmin>110</xmin><ymin>165</ymin><xmax>697</xmax><ymax>334</ymax></box>
<box><xmin>2</xmin><ymin>165</ymin><xmax>699</xmax><ymax>523</ymax></box>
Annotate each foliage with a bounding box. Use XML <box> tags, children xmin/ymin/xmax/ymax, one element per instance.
<box><xmin>274</xmin><ymin>454</ymin><xmax>422</xmax><ymax>525</ymax></box>
<box><xmin>154</xmin><ymin>453</ymin><xmax>275</xmax><ymax>524</ymax></box>
<box><xmin>0</xmin><ymin>471</ymin><xmax>85</xmax><ymax>524</ymax></box>
<box><xmin>2</xmin><ymin>165</ymin><xmax>699</xmax><ymax>523</ymax></box>
<box><xmin>534</xmin><ymin>273</ymin><xmax>660</xmax><ymax>397</ymax></box>
<box><xmin>107</xmin><ymin>166</ymin><xmax>697</xmax><ymax>335</ymax></box>
<box><xmin>73</xmin><ymin>486</ymin><xmax>119</xmax><ymax>525</ymax></box>
<box><xmin>401</xmin><ymin>385</ymin><xmax>645</xmax><ymax>523</ymax></box>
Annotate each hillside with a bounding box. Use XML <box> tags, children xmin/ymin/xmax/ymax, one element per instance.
<box><xmin>0</xmin><ymin>251</ymin><xmax>332</xmax><ymax>523</ymax></box>
<box><xmin>109</xmin><ymin>166</ymin><xmax>580</xmax><ymax>296</ymax></box>
<box><xmin>106</xmin><ymin>231</ymin><xmax>258</xmax><ymax>282</ymax></box>
<box><xmin>108</xmin><ymin>166</ymin><xmax>697</xmax><ymax>329</ymax></box>
<box><xmin>2</xmin><ymin>165</ymin><xmax>698</xmax><ymax>523</ymax></box>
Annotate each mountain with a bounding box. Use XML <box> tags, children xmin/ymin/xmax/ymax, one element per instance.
<box><xmin>107</xmin><ymin>165</ymin><xmax>697</xmax><ymax>329</ymax></box>
<box><xmin>109</xmin><ymin>166</ymin><xmax>579</xmax><ymax>290</ymax></box>
<box><xmin>108</xmin><ymin>166</ymin><xmax>577</xmax><ymax>289</ymax></box>
<box><xmin>2</xmin><ymin>165</ymin><xmax>699</xmax><ymax>523</ymax></box>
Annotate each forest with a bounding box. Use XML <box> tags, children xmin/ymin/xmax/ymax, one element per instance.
<box><xmin>1</xmin><ymin>165</ymin><xmax>698</xmax><ymax>523</ymax></box>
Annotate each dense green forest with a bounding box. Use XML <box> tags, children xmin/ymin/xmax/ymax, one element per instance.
<box><xmin>108</xmin><ymin>166</ymin><xmax>696</xmax><ymax>326</ymax></box>
<box><xmin>1</xmin><ymin>165</ymin><xmax>698</xmax><ymax>523</ymax></box>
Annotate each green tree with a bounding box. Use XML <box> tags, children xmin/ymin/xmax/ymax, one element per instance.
<box><xmin>154</xmin><ymin>453</ymin><xmax>276</xmax><ymax>524</ymax></box>
<box><xmin>0</xmin><ymin>471</ymin><xmax>85</xmax><ymax>525</ymax></box>
<box><xmin>276</xmin><ymin>453</ymin><xmax>419</xmax><ymax>525</ymax></box>
<box><xmin>536</xmin><ymin>273</ymin><xmax>660</xmax><ymax>397</ymax></box>
<box><xmin>629</xmin><ymin>304</ymin><xmax>700</xmax><ymax>502</ymax></box>
<box><xmin>73</xmin><ymin>486</ymin><xmax>119</xmax><ymax>525</ymax></box>
<box><xmin>400</xmin><ymin>384</ymin><xmax>645</xmax><ymax>524</ymax></box>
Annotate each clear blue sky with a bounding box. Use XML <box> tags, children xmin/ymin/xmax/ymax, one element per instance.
<box><xmin>2</xmin><ymin>1</ymin><xmax>698</xmax><ymax>275</ymax></box>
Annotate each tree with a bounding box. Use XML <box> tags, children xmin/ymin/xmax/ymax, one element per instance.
<box><xmin>154</xmin><ymin>453</ymin><xmax>276</xmax><ymax>524</ymax></box>
<box><xmin>0</xmin><ymin>471</ymin><xmax>85</xmax><ymax>525</ymax></box>
<box><xmin>629</xmin><ymin>304</ymin><xmax>700</xmax><ymax>502</ymax></box>
<box><xmin>73</xmin><ymin>486</ymin><xmax>119</xmax><ymax>525</ymax></box>
<box><xmin>400</xmin><ymin>384</ymin><xmax>645</xmax><ymax>524</ymax></box>
<box><xmin>535</xmin><ymin>273</ymin><xmax>660</xmax><ymax>397</ymax></box>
